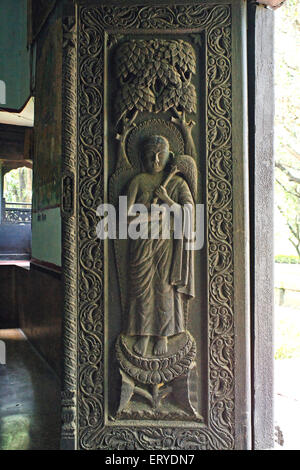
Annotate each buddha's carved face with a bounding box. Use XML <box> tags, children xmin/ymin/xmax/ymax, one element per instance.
<box><xmin>143</xmin><ymin>136</ymin><xmax>170</xmax><ymax>174</ymax></box>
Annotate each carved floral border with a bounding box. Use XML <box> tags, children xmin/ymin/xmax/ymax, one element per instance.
<box><xmin>61</xmin><ymin>14</ymin><xmax>78</xmax><ymax>448</ymax></box>
<box><xmin>72</xmin><ymin>2</ymin><xmax>234</xmax><ymax>450</ymax></box>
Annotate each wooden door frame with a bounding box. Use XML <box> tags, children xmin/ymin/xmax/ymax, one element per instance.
<box><xmin>247</xmin><ymin>1</ymin><xmax>274</xmax><ymax>450</ymax></box>
<box><xmin>58</xmin><ymin>0</ymin><xmax>268</xmax><ymax>450</ymax></box>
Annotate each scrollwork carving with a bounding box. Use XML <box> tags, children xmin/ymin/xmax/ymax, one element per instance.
<box><xmin>61</xmin><ymin>13</ymin><xmax>78</xmax><ymax>449</ymax></box>
<box><xmin>76</xmin><ymin>3</ymin><xmax>234</xmax><ymax>450</ymax></box>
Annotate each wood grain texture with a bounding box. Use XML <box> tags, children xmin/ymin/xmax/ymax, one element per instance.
<box><xmin>248</xmin><ymin>2</ymin><xmax>274</xmax><ymax>450</ymax></box>
<box><xmin>73</xmin><ymin>0</ymin><xmax>249</xmax><ymax>450</ymax></box>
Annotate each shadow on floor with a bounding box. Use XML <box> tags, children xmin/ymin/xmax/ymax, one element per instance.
<box><xmin>0</xmin><ymin>329</ymin><xmax>60</xmax><ymax>450</ymax></box>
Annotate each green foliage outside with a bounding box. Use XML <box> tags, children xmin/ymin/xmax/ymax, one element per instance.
<box><xmin>275</xmin><ymin>308</ymin><xmax>300</xmax><ymax>360</ymax></box>
<box><xmin>275</xmin><ymin>0</ymin><xmax>300</xmax><ymax>259</ymax></box>
<box><xmin>275</xmin><ymin>255</ymin><xmax>300</xmax><ymax>264</ymax></box>
<box><xmin>3</xmin><ymin>167</ymin><xmax>32</xmax><ymax>204</ymax></box>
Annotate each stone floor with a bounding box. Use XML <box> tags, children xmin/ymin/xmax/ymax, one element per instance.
<box><xmin>0</xmin><ymin>329</ymin><xmax>60</xmax><ymax>450</ymax></box>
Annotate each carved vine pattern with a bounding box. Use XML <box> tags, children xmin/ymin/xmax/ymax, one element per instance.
<box><xmin>77</xmin><ymin>3</ymin><xmax>233</xmax><ymax>450</ymax></box>
<box><xmin>61</xmin><ymin>15</ymin><xmax>78</xmax><ymax>446</ymax></box>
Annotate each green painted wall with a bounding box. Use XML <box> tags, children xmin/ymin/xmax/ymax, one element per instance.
<box><xmin>0</xmin><ymin>0</ymin><xmax>30</xmax><ymax>109</ymax></box>
<box><xmin>31</xmin><ymin>14</ymin><xmax>62</xmax><ymax>267</ymax></box>
<box><xmin>31</xmin><ymin>208</ymin><xmax>61</xmax><ymax>266</ymax></box>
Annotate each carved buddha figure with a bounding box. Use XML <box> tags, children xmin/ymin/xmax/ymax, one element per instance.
<box><xmin>126</xmin><ymin>135</ymin><xmax>195</xmax><ymax>357</ymax></box>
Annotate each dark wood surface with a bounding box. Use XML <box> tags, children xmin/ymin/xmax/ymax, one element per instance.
<box><xmin>0</xmin><ymin>124</ymin><xmax>33</xmax><ymax>165</ymax></box>
<box><xmin>0</xmin><ymin>266</ymin><xmax>17</xmax><ymax>328</ymax></box>
<box><xmin>16</xmin><ymin>264</ymin><xmax>62</xmax><ymax>378</ymax></box>
<box><xmin>60</xmin><ymin>0</ymin><xmax>252</xmax><ymax>450</ymax></box>
<box><xmin>0</xmin><ymin>264</ymin><xmax>62</xmax><ymax>378</ymax></box>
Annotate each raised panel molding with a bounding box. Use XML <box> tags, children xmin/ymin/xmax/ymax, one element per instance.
<box><xmin>61</xmin><ymin>1</ymin><xmax>251</xmax><ymax>450</ymax></box>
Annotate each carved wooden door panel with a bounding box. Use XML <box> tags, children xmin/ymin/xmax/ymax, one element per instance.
<box><xmin>61</xmin><ymin>0</ymin><xmax>251</xmax><ymax>450</ymax></box>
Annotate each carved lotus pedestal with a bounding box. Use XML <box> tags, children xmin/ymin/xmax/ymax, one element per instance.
<box><xmin>115</xmin><ymin>331</ymin><xmax>203</xmax><ymax>422</ymax></box>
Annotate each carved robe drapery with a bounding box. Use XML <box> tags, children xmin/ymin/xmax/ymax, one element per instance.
<box><xmin>126</xmin><ymin>175</ymin><xmax>195</xmax><ymax>337</ymax></box>
<box><xmin>60</xmin><ymin>0</ymin><xmax>252</xmax><ymax>450</ymax></box>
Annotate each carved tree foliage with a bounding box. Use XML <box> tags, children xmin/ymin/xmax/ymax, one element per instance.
<box><xmin>76</xmin><ymin>3</ymin><xmax>234</xmax><ymax>450</ymax></box>
<box><xmin>115</xmin><ymin>39</ymin><xmax>197</xmax><ymax>124</ymax></box>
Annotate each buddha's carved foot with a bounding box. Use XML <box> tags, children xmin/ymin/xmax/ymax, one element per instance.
<box><xmin>133</xmin><ymin>336</ymin><xmax>149</xmax><ymax>356</ymax></box>
<box><xmin>153</xmin><ymin>337</ymin><xmax>168</xmax><ymax>356</ymax></box>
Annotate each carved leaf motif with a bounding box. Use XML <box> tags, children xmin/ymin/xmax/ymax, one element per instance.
<box><xmin>114</xmin><ymin>39</ymin><xmax>197</xmax><ymax>118</ymax></box>
<box><xmin>77</xmin><ymin>3</ymin><xmax>234</xmax><ymax>451</ymax></box>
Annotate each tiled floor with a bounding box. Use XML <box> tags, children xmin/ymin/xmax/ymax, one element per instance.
<box><xmin>0</xmin><ymin>329</ymin><xmax>60</xmax><ymax>450</ymax></box>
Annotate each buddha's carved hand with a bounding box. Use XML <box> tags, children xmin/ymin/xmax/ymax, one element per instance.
<box><xmin>154</xmin><ymin>185</ymin><xmax>169</xmax><ymax>202</ymax></box>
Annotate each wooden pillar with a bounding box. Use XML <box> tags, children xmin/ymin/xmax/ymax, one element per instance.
<box><xmin>59</xmin><ymin>0</ymin><xmax>275</xmax><ymax>450</ymax></box>
<box><xmin>248</xmin><ymin>1</ymin><xmax>275</xmax><ymax>450</ymax></box>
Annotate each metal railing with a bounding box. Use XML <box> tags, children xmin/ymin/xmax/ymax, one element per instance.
<box><xmin>2</xmin><ymin>201</ymin><xmax>32</xmax><ymax>224</ymax></box>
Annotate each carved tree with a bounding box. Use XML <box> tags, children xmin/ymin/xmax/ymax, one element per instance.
<box><xmin>115</xmin><ymin>39</ymin><xmax>196</xmax><ymax>123</ymax></box>
<box><xmin>114</xmin><ymin>39</ymin><xmax>197</xmax><ymax>167</ymax></box>
<box><xmin>76</xmin><ymin>3</ymin><xmax>236</xmax><ymax>450</ymax></box>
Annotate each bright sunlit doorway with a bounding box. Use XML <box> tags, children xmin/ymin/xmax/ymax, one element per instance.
<box><xmin>274</xmin><ymin>0</ymin><xmax>300</xmax><ymax>450</ymax></box>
